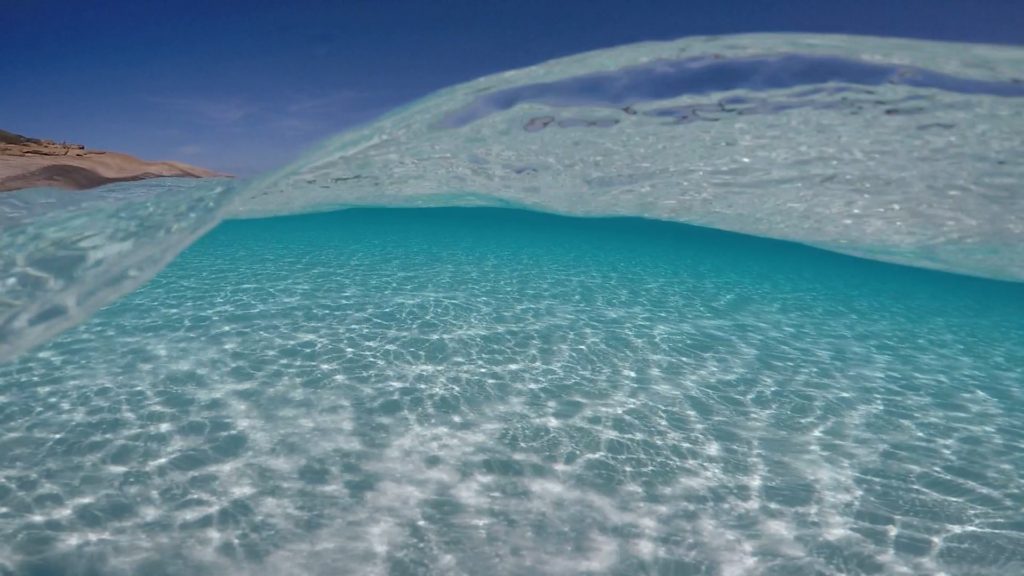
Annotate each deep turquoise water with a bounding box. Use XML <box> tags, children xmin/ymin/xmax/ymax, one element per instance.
<box><xmin>2</xmin><ymin>208</ymin><xmax>1022</xmax><ymax>575</ymax></box>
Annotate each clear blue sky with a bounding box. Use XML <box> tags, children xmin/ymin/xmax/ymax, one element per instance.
<box><xmin>3</xmin><ymin>0</ymin><xmax>1022</xmax><ymax>175</ymax></box>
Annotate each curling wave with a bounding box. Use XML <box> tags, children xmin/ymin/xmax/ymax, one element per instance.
<box><xmin>2</xmin><ymin>33</ymin><xmax>1024</xmax><ymax>360</ymax></box>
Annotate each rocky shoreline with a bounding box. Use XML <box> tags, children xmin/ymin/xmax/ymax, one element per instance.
<box><xmin>0</xmin><ymin>129</ymin><xmax>222</xmax><ymax>192</ymax></box>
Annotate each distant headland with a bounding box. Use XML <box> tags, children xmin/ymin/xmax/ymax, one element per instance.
<box><xmin>0</xmin><ymin>129</ymin><xmax>223</xmax><ymax>192</ymax></box>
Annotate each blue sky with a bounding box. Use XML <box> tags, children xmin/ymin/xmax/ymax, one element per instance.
<box><xmin>3</xmin><ymin>0</ymin><xmax>1022</xmax><ymax>175</ymax></box>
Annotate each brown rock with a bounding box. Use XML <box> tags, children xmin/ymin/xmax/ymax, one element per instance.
<box><xmin>0</xmin><ymin>129</ymin><xmax>224</xmax><ymax>192</ymax></box>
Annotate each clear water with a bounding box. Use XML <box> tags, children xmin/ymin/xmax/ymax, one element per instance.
<box><xmin>3</xmin><ymin>209</ymin><xmax>1024</xmax><ymax>574</ymax></box>
<box><xmin>1</xmin><ymin>33</ymin><xmax>1024</xmax><ymax>575</ymax></box>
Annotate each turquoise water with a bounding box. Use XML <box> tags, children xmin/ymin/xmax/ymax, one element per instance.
<box><xmin>3</xmin><ymin>33</ymin><xmax>1024</xmax><ymax>575</ymax></box>
<box><xmin>2</xmin><ymin>208</ymin><xmax>1022</xmax><ymax>575</ymax></box>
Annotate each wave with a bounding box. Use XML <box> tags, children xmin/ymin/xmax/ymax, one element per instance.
<box><xmin>2</xmin><ymin>33</ymin><xmax>1023</xmax><ymax>361</ymax></box>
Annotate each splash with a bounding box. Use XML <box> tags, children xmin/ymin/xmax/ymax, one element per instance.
<box><xmin>2</xmin><ymin>33</ymin><xmax>1024</xmax><ymax>360</ymax></box>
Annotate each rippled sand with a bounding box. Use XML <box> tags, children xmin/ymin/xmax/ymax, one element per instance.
<box><xmin>2</xmin><ymin>208</ymin><xmax>1021</xmax><ymax>575</ymax></box>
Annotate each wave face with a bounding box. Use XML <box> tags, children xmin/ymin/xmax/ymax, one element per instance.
<box><xmin>0</xmin><ymin>179</ymin><xmax>235</xmax><ymax>361</ymax></box>
<box><xmin>2</xmin><ymin>33</ymin><xmax>1024</xmax><ymax>357</ymax></box>
<box><xmin>239</xmin><ymin>33</ymin><xmax>1024</xmax><ymax>283</ymax></box>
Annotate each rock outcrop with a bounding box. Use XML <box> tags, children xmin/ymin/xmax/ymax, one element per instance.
<box><xmin>0</xmin><ymin>129</ymin><xmax>222</xmax><ymax>192</ymax></box>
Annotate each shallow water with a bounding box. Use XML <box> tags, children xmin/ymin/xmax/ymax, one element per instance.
<box><xmin>2</xmin><ymin>208</ymin><xmax>1022</xmax><ymax>575</ymax></box>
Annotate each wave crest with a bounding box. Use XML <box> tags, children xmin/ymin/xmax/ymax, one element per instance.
<box><xmin>2</xmin><ymin>33</ymin><xmax>1023</xmax><ymax>360</ymax></box>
